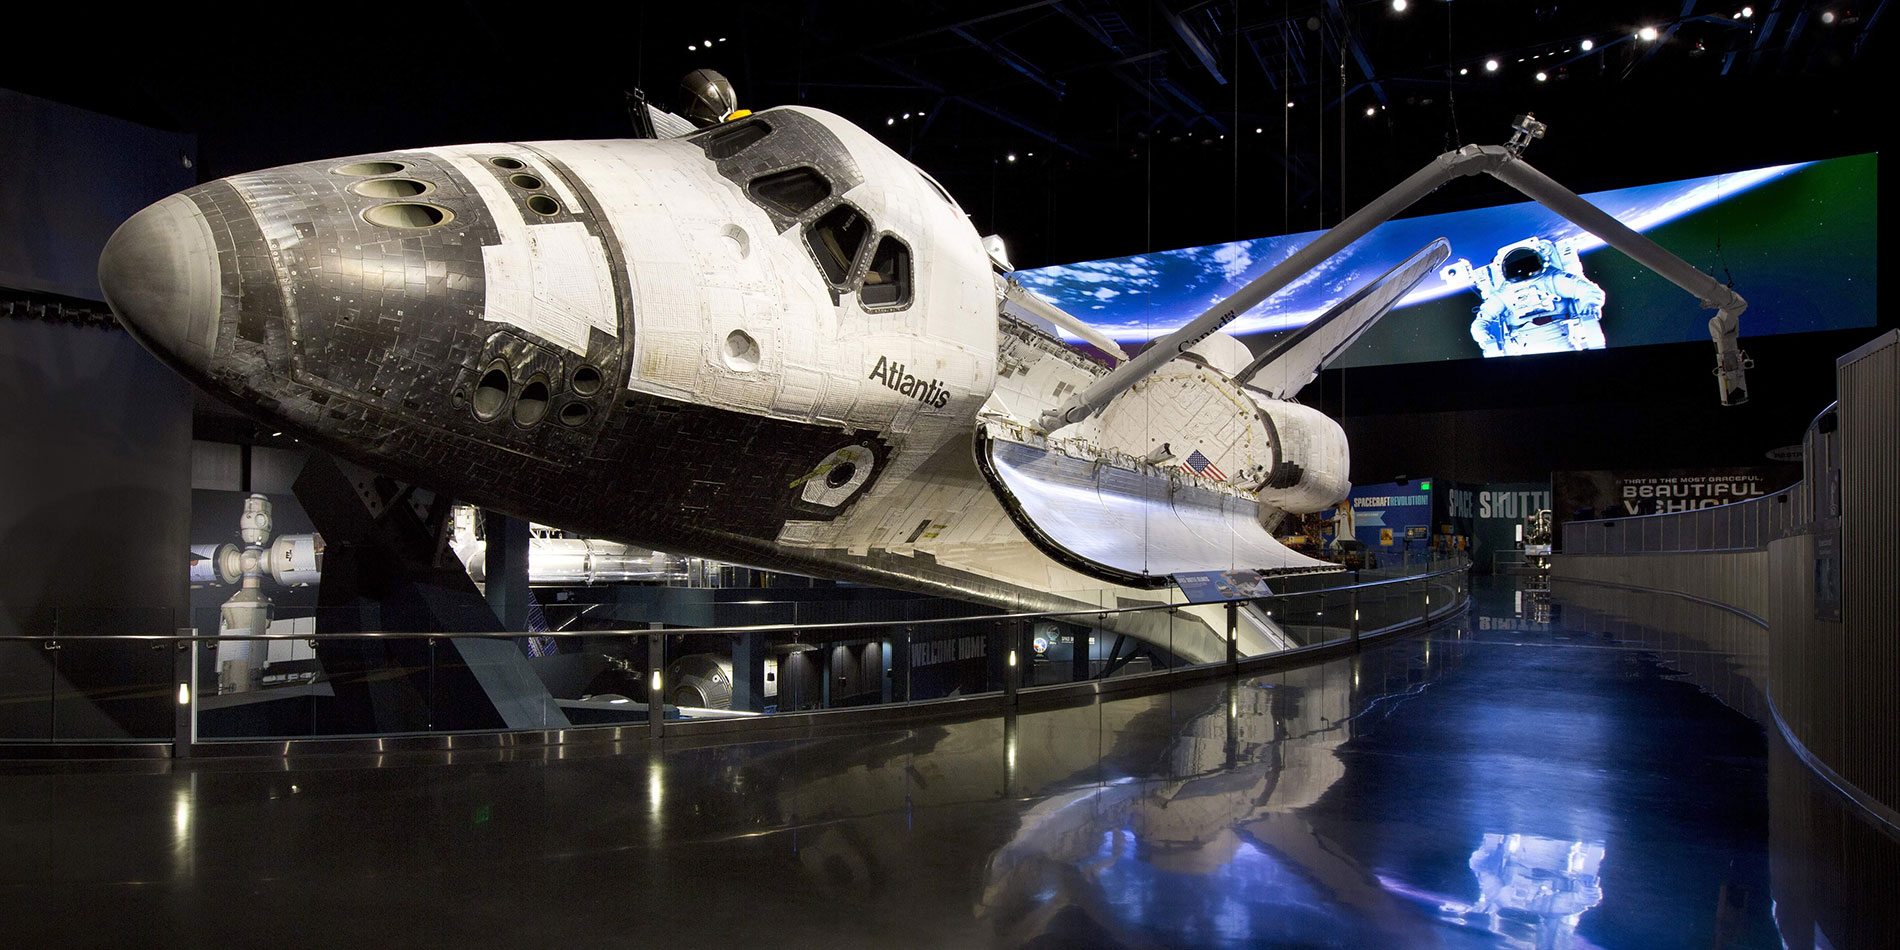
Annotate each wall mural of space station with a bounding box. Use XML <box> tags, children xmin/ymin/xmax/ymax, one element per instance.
<box><xmin>1017</xmin><ymin>153</ymin><xmax>1877</xmax><ymax>366</ymax></box>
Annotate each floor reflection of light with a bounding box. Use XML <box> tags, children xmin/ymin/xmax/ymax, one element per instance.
<box><xmin>648</xmin><ymin>762</ymin><xmax>665</xmax><ymax>823</ymax></box>
<box><xmin>171</xmin><ymin>776</ymin><xmax>196</xmax><ymax>880</ymax></box>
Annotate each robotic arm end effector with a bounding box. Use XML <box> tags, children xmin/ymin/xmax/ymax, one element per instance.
<box><xmin>1709</xmin><ymin>302</ymin><xmax>1752</xmax><ymax>406</ymax></box>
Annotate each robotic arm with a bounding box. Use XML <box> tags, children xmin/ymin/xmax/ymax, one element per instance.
<box><xmin>1038</xmin><ymin>113</ymin><xmax>1752</xmax><ymax>432</ymax></box>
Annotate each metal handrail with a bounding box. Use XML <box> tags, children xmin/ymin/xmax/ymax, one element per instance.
<box><xmin>0</xmin><ymin>560</ymin><xmax>1469</xmax><ymax>642</ymax></box>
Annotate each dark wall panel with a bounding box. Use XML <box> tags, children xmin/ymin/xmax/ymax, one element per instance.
<box><xmin>0</xmin><ymin>89</ymin><xmax>195</xmax><ymax>300</ymax></box>
<box><xmin>0</xmin><ymin>321</ymin><xmax>192</xmax><ymax>738</ymax></box>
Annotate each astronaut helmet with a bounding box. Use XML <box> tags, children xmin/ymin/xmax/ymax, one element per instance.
<box><xmin>1493</xmin><ymin>238</ymin><xmax>1561</xmax><ymax>282</ymax></box>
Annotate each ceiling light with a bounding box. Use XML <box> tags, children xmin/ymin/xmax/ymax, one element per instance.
<box><xmin>1392</xmin><ymin>0</ymin><xmax>1407</xmax><ymax>10</ymax></box>
<box><xmin>886</xmin><ymin>117</ymin><xmax>894</xmax><ymax>126</ymax></box>
<box><xmin>1535</xmin><ymin>71</ymin><xmax>1548</xmax><ymax>81</ymax></box>
<box><xmin>1741</xmin><ymin>6</ymin><xmax>1753</xmax><ymax>16</ymax></box>
<box><xmin>1459</xmin><ymin>67</ymin><xmax>1469</xmax><ymax>75</ymax></box>
<box><xmin>1485</xmin><ymin>59</ymin><xmax>1500</xmax><ymax>72</ymax></box>
<box><xmin>1006</xmin><ymin>153</ymin><xmax>1017</xmax><ymax>162</ymax></box>
<box><xmin>903</xmin><ymin>112</ymin><xmax>911</xmax><ymax>119</ymax></box>
<box><xmin>1255</xmin><ymin>127</ymin><xmax>1263</xmax><ymax>133</ymax></box>
<box><xmin>704</xmin><ymin>39</ymin><xmax>713</xmax><ymax>46</ymax></box>
<box><xmin>1820</xmin><ymin>10</ymin><xmax>1836</xmax><ymax>23</ymax></box>
<box><xmin>1638</xmin><ymin>25</ymin><xmax>1659</xmax><ymax>41</ymax></box>
<box><xmin>1286</xmin><ymin>101</ymin><xmax>1295</xmax><ymax>108</ymax></box>
<box><xmin>1365</xmin><ymin>106</ymin><xmax>1377</xmax><ymax>116</ymax></box>
<box><xmin>1581</xmin><ymin>38</ymin><xmax>1595</xmax><ymax>51</ymax></box>
<box><xmin>687</xmin><ymin>45</ymin><xmax>696</xmax><ymax>51</ymax></box>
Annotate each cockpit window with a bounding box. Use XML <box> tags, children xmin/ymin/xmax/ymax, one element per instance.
<box><xmin>860</xmin><ymin>235</ymin><xmax>912</xmax><ymax>309</ymax></box>
<box><xmin>697</xmin><ymin>119</ymin><xmax>771</xmax><ymax>160</ymax></box>
<box><xmin>748</xmin><ymin>167</ymin><xmax>832</xmax><ymax>217</ymax></box>
<box><xmin>806</xmin><ymin>204</ymin><xmax>870</xmax><ymax>286</ymax></box>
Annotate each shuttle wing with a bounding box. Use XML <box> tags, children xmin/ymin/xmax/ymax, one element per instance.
<box><xmin>1235</xmin><ymin>238</ymin><xmax>1451</xmax><ymax>399</ymax></box>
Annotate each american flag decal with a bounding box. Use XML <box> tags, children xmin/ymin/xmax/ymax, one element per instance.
<box><xmin>1181</xmin><ymin>450</ymin><xmax>1226</xmax><ymax>481</ymax></box>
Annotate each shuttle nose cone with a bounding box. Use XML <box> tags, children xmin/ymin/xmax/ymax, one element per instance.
<box><xmin>98</xmin><ymin>193</ymin><xmax>222</xmax><ymax>373</ymax></box>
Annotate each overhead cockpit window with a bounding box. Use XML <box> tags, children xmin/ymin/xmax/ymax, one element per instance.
<box><xmin>860</xmin><ymin>235</ymin><xmax>912</xmax><ymax>309</ymax></box>
<box><xmin>806</xmin><ymin>204</ymin><xmax>869</xmax><ymax>286</ymax></box>
<box><xmin>748</xmin><ymin>167</ymin><xmax>832</xmax><ymax>217</ymax></box>
<box><xmin>697</xmin><ymin>119</ymin><xmax>772</xmax><ymax>160</ymax></box>
<box><xmin>916</xmin><ymin>169</ymin><xmax>961</xmax><ymax>212</ymax></box>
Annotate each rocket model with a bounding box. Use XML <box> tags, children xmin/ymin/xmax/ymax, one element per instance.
<box><xmin>112</xmin><ymin>82</ymin><xmax>1670</xmax><ymax>660</ymax></box>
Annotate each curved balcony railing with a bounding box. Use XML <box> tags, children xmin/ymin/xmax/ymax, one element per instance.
<box><xmin>0</xmin><ymin>556</ymin><xmax>1470</xmax><ymax>757</ymax></box>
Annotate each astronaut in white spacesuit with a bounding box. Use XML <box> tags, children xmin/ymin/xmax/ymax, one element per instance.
<box><xmin>1442</xmin><ymin>237</ymin><xmax>1608</xmax><ymax>357</ymax></box>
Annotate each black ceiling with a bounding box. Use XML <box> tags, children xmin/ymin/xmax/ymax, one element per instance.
<box><xmin>7</xmin><ymin>1</ymin><xmax>1886</xmax><ymax>268</ymax></box>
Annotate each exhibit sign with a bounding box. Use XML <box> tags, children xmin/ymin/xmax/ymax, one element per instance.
<box><xmin>1452</xmin><ymin>482</ymin><xmax>1554</xmax><ymax>574</ymax></box>
<box><xmin>1551</xmin><ymin>466</ymin><xmax>1799</xmax><ymax>533</ymax></box>
<box><xmin>1173</xmin><ymin>570</ymin><xmax>1273</xmax><ymax>603</ymax></box>
<box><xmin>1018</xmin><ymin>153</ymin><xmax>1877</xmax><ymax>367</ymax></box>
<box><xmin>1342</xmin><ymin>481</ymin><xmax>1434</xmax><ymax>559</ymax></box>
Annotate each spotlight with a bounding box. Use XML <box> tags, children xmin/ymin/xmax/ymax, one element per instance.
<box><xmin>1366</xmin><ymin>106</ymin><xmax>1376</xmax><ymax>116</ymax></box>
<box><xmin>1485</xmin><ymin>58</ymin><xmax>1500</xmax><ymax>72</ymax></box>
<box><xmin>1638</xmin><ymin>25</ymin><xmax>1659</xmax><ymax>41</ymax></box>
<box><xmin>1741</xmin><ymin>5</ymin><xmax>1753</xmax><ymax>16</ymax></box>
<box><xmin>1255</xmin><ymin>127</ymin><xmax>1263</xmax><ymax>133</ymax></box>
<box><xmin>1581</xmin><ymin>38</ymin><xmax>1595</xmax><ymax>51</ymax></box>
<box><xmin>1820</xmin><ymin>10</ymin><xmax>1835</xmax><ymax>23</ymax></box>
<box><xmin>903</xmin><ymin>112</ymin><xmax>911</xmax><ymax>119</ymax></box>
<box><xmin>1006</xmin><ymin>153</ymin><xmax>1017</xmax><ymax>162</ymax></box>
<box><xmin>886</xmin><ymin>117</ymin><xmax>894</xmax><ymax>126</ymax></box>
<box><xmin>1392</xmin><ymin>0</ymin><xmax>1407</xmax><ymax>10</ymax></box>
<box><xmin>687</xmin><ymin>45</ymin><xmax>696</xmax><ymax>51</ymax></box>
<box><xmin>1286</xmin><ymin>101</ymin><xmax>1295</xmax><ymax>108</ymax></box>
<box><xmin>1535</xmin><ymin>71</ymin><xmax>1548</xmax><ymax>81</ymax></box>
<box><xmin>704</xmin><ymin>39</ymin><xmax>713</xmax><ymax>46</ymax></box>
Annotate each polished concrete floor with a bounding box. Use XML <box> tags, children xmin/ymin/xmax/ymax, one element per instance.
<box><xmin>1</xmin><ymin>579</ymin><xmax>1889</xmax><ymax>949</ymax></box>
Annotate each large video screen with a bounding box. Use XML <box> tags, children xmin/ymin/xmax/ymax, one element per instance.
<box><xmin>1015</xmin><ymin>153</ymin><xmax>1876</xmax><ymax>367</ymax></box>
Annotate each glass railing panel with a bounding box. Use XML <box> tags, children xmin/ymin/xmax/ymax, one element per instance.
<box><xmin>51</xmin><ymin>635</ymin><xmax>172</xmax><ymax>741</ymax></box>
<box><xmin>41</xmin><ymin>606</ymin><xmax>178</xmax><ymax>741</ymax></box>
<box><xmin>0</xmin><ymin>637</ymin><xmax>54</xmax><ymax>740</ymax></box>
<box><xmin>7</xmin><ymin>563</ymin><xmax>1474</xmax><ymax>746</ymax></box>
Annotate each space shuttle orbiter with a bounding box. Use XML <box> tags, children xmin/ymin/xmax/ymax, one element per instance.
<box><xmin>98</xmin><ymin>87</ymin><xmax>1742</xmax><ymax>661</ymax></box>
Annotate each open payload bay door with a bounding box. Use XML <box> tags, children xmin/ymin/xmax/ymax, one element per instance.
<box><xmin>1236</xmin><ymin>238</ymin><xmax>1451</xmax><ymax>398</ymax></box>
<box><xmin>974</xmin><ymin>423</ymin><xmax>1337</xmax><ymax>589</ymax></box>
